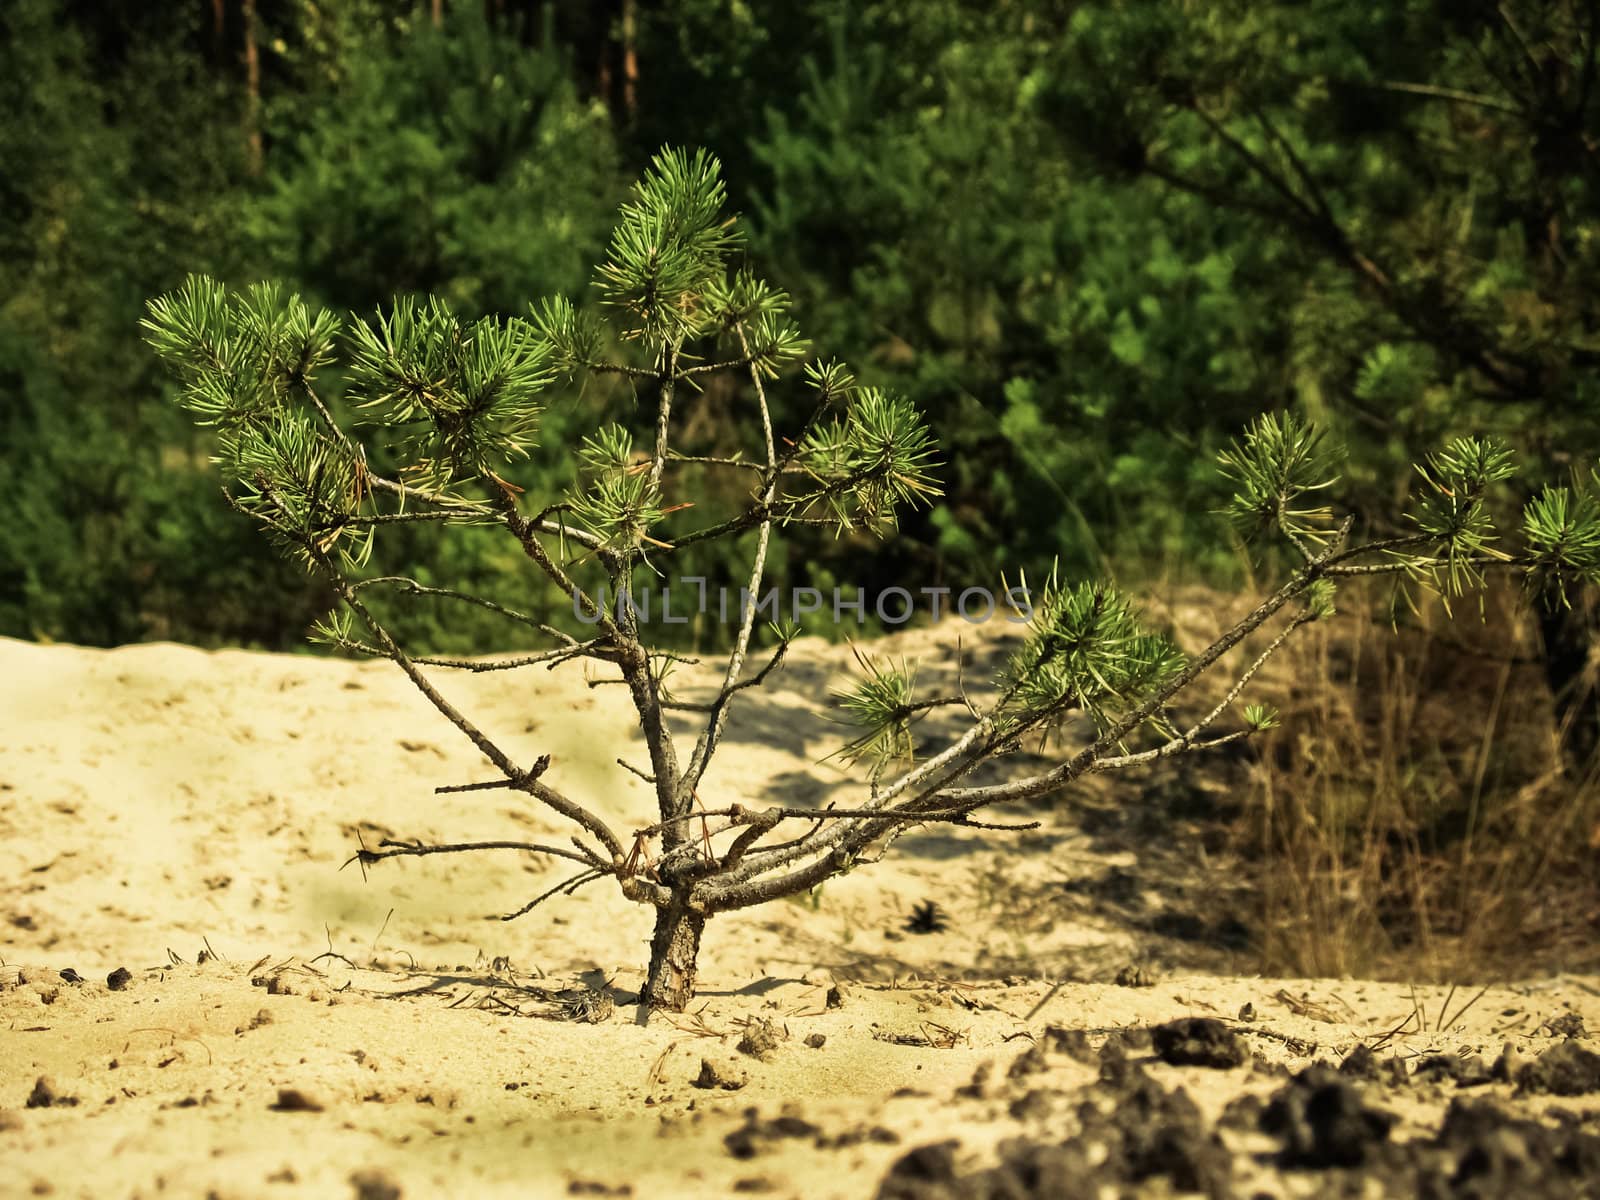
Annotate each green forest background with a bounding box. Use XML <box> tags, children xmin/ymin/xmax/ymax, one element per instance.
<box><xmin>2</xmin><ymin>0</ymin><xmax>1596</xmax><ymax>660</ymax></box>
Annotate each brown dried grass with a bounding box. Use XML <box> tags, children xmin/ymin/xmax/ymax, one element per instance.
<box><xmin>1151</xmin><ymin>577</ymin><xmax>1599</xmax><ymax>981</ymax></box>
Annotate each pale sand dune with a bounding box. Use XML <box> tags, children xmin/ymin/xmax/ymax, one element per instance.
<box><xmin>2</xmin><ymin>631</ymin><xmax>1598</xmax><ymax>1199</ymax></box>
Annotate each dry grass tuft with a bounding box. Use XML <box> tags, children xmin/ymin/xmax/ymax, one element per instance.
<box><xmin>1230</xmin><ymin>581</ymin><xmax>1600</xmax><ymax>980</ymax></box>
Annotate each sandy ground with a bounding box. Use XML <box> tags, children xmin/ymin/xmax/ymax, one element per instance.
<box><xmin>4</xmin><ymin>626</ymin><xmax>1600</xmax><ymax>1199</ymax></box>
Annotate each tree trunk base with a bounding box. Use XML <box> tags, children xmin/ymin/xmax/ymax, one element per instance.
<box><xmin>643</xmin><ymin>898</ymin><xmax>705</xmax><ymax>1011</ymax></box>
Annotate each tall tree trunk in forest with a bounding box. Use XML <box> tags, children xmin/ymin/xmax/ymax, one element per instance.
<box><xmin>211</xmin><ymin>0</ymin><xmax>225</xmax><ymax>58</ymax></box>
<box><xmin>431</xmin><ymin>0</ymin><xmax>443</xmax><ymax>28</ymax></box>
<box><xmin>241</xmin><ymin>0</ymin><xmax>262</xmax><ymax>176</ymax></box>
<box><xmin>621</xmin><ymin>0</ymin><xmax>637</xmax><ymax>119</ymax></box>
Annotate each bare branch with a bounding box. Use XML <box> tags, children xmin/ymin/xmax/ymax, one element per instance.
<box><xmin>336</xmin><ymin>642</ymin><xmax>603</xmax><ymax>673</ymax></box>
<box><xmin>1089</xmin><ymin>729</ymin><xmax>1252</xmax><ymax>771</ymax></box>
<box><xmin>681</xmin><ymin>323</ymin><xmax>783</xmax><ymax>798</ymax></box>
<box><xmin>346</xmin><ymin>836</ymin><xmax>606</xmax><ymax>873</ymax></box>
<box><xmin>349</xmin><ymin>575</ymin><xmax>576</xmax><ymax>643</ymax></box>
<box><xmin>501</xmin><ymin>868</ymin><xmax>611</xmax><ymax>921</ymax></box>
<box><xmin>661</xmin><ymin>638</ymin><xmax>791</xmax><ymax>712</ymax></box>
<box><xmin>310</xmin><ymin>545</ymin><xmax>625</xmax><ymax>860</ymax></box>
<box><xmin>616</xmin><ymin>757</ymin><xmax>656</xmax><ymax>784</ymax></box>
<box><xmin>1344</xmin><ymin>77</ymin><xmax>1524</xmax><ymax>117</ymax></box>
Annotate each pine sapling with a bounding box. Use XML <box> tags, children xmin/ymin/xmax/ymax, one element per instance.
<box><xmin>145</xmin><ymin>148</ymin><xmax>1600</xmax><ymax>1011</ymax></box>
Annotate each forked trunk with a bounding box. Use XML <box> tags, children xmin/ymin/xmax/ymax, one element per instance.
<box><xmin>644</xmin><ymin>896</ymin><xmax>706</xmax><ymax>1011</ymax></box>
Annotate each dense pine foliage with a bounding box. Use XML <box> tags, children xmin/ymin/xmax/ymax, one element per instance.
<box><xmin>5</xmin><ymin>0</ymin><xmax>1597</xmax><ymax>664</ymax></box>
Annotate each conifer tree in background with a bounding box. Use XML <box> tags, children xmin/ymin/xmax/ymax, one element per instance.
<box><xmin>145</xmin><ymin>149</ymin><xmax>1600</xmax><ymax>1011</ymax></box>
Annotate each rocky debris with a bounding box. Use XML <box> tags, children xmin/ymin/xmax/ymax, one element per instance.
<box><xmin>880</xmin><ymin>1052</ymin><xmax>1235</xmax><ymax>1198</ymax></box>
<box><xmin>1413</xmin><ymin>1053</ymin><xmax>1493</xmax><ymax>1088</ymax></box>
<box><xmin>269</xmin><ymin>1088</ymin><xmax>324</xmax><ymax>1112</ymax></box>
<box><xmin>1114</xmin><ymin>964</ymin><xmax>1155</xmax><ymax>988</ymax></box>
<box><xmin>1151</xmin><ymin>1018</ymin><xmax>1249</xmax><ymax>1069</ymax></box>
<box><xmin>254</xmin><ymin>971</ymin><xmax>296</xmax><ymax>996</ymax></box>
<box><xmin>724</xmin><ymin>1109</ymin><xmax>821</xmax><ymax>1160</ymax></box>
<box><xmin>1218</xmin><ymin>1091</ymin><xmax>1266</xmax><ymax>1131</ymax></box>
<box><xmin>554</xmin><ymin>987</ymin><xmax>614</xmax><ymax>1024</ymax></box>
<box><xmin>876</xmin><ymin>1141</ymin><xmax>961</xmax><ymax>1200</ymax></box>
<box><xmin>105</xmin><ymin>967</ymin><xmax>132</xmax><ymax>991</ymax></box>
<box><xmin>736</xmin><ymin>1018</ymin><xmax>785</xmax><ymax>1061</ymax></box>
<box><xmin>236</xmin><ymin>1008</ymin><xmax>273</xmax><ymax>1034</ymax></box>
<box><xmin>1007</xmin><ymin>1045</ymin><xmax>1049</xmax><ymax>1079</ymax></box>
<box><xmin>1429</xmin><ymin>1099</ymin><xmax>1600</xmax><ymax>1198</ymax></box>
<box><xmin>954</xmin><ymin>1062</ymin><xmax>993</xmax><ymax>1100</ymax></box>
<box><xmin>1493</xmin><ymin>1042</ymin><xmax>1526</xmax><ymax>1082</ymax></box>
<box><xmin>1339</xmin><ymin>1044</ymin><xmax>1380</xmax><ymax>1080</ymax></box>
<box><xmin>693</xmin><ymin>1056</ymin><xmax>748</xmax><ymax>1091</ymax></box>
<box><xmin>1260</xmin><ymin>1068</ymin><xmax>1396</xmax><ymax>1167</ymax></box>
<box><xmin>1097</xmin><ymin>1026</ymin><xmax>1152</xmax><ymax>1066</ymax></box>
<box><xmin>1007</xmin><ymin>1089</ymin><xmax>1055</xmax><ymax>1121</ymax></box>
<box><xmin>25</xmin><ymin>1076</ymin><xmax>77</xmax><ymax>1109</ymax></box>
<box><xmin>1516</xmin><ymin>1039</ymin><xmax>1600</xmax><ymax>1096</ymax></box>
<box><xmin>1041</xmin><ymin>1026</ymin><xmax>1096</xmax><ymax>1064</ymax></box>
<box><xmin>349</xmin><ymin>1168</ymin><xmax>402</xmax><ymax>1200</ymax></box>
<box><xmin>1542</xmin><ymin>1012</ymin><xmax>1587</xmax><ymax>1039</ymax></box>
<box><xmin>816</xmin><ymin>1125</ymin><xmax>901</xmax><ymax>1150</ymax></box>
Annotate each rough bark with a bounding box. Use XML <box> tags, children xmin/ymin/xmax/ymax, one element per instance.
<box><xmin>643</xmin><ymin>895</ymin><xmax>705</xmax><ymax>1011</ymax></box>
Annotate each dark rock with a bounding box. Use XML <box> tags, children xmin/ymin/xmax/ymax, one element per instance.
<box><xmin>1099</xmin><ymin>1027</ymin><xmax>1152</xmax><ymax>1062</ymax></box>
<box><xmin>881</xmin><ymin>1061</ymin><xmax>1235</xmax><ymax>1199</ymax></box>
<box><xmin>25</xmin><ymin>1076</ymin><xmax>75</xmax><ymax>1109</ymax></box>
<box><xmin>1261</xmin><ymin>1068</ymin><xmax>1396</xmax><ymax>1167</ymax></box>
<box><xmin>1219</xmin><ymin>1092</ymin><xmax>1265</xmax><ymax>1130</ymax></box>
<box><xmin>693</xmin><ymin>1058</ymin><xmax>747</xmax><ymax>1091</ymax></box>
<box><xmin>1439</xmin><ymin>1097</ymin><xmax>1600</xmax><ymax>1198</ymax></box>
<box><xmin>1114</xmin><ymin>964</ymin><xmax>1155</xmax><ymax>987</ymax></box>
<box><xmin>1339</xmin><ymin>1044</ymin><xmax>1379</xmax><ymax>1080</ymax></box>
<box><xmin>269</xmin><ymin>1088</ymin><xmax>324</xmax><ymax>1112</ymax></box>
<box><xmin>1517</xmin><ymin>1040</ymin><xmax>1600</xmax><ymax>1096</ymax></box>
<box><xmin>106</xmin><ymin>967</ymin><xmax>132</xmax><ymax>991</ymax></box>
<box><xmin>349</xmin><ymin>1167</ymin><xmax>402</xmax><ymax>1200</ymax></box>
<box><xmin>724</xmin><ymin>1110</ymin><xmax>820</xmax><ymax>1160</ymax></box>
<box><xmin>736</xmin><ymin>1018</ymin><xmax>785</xmax><ymax>1061</ymax></box>
<box><xmin>1042</xmin><ymin>1025</ymin><xmax>1096</xmax><ymax>1064</ymax></box>
<box><xmin>1543</xmin><ymin>1012</ymin><xmax>1587</xmax><ymax>1039</ymax></box>
<box><xmin>876</xmin><ymin>1141</ymin><xmax>960</xmax><ymax>1200</ymax></box>
<box><xmin>955</xmin><ymin>1062</ymin><xmax>991</xmax><ymax>1099</ymax></box>
<box><xmin>1151</xmin><ymin>1018</ymin><xmax>1249</xmax><ymax>1069</ymax></box>
<box><xmin>1007</xmin><ymin>1046</ymin><xmax>1049</xmax><ymax>1079</ymax></box>
<box><xmin>1007</xmin><ymin>1089</ymin><xmax>1053</xmax><ymax>1121</ymax></box>
<box><xmin>1413</xmin><ymin>1054</ymin><xmax>1492</xmax><ymax>1088</ymax></box>
<box><xmin>1492</xmin><ymin>1042</ymin><xmax>1524</xmax><ymax>1083</ymax></box>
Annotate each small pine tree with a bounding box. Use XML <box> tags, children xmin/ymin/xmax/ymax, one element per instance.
<box><xmin>145</xmin><ymin>148</ymin><xmax>1600</xmax><ymax>1011</ymax></box>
